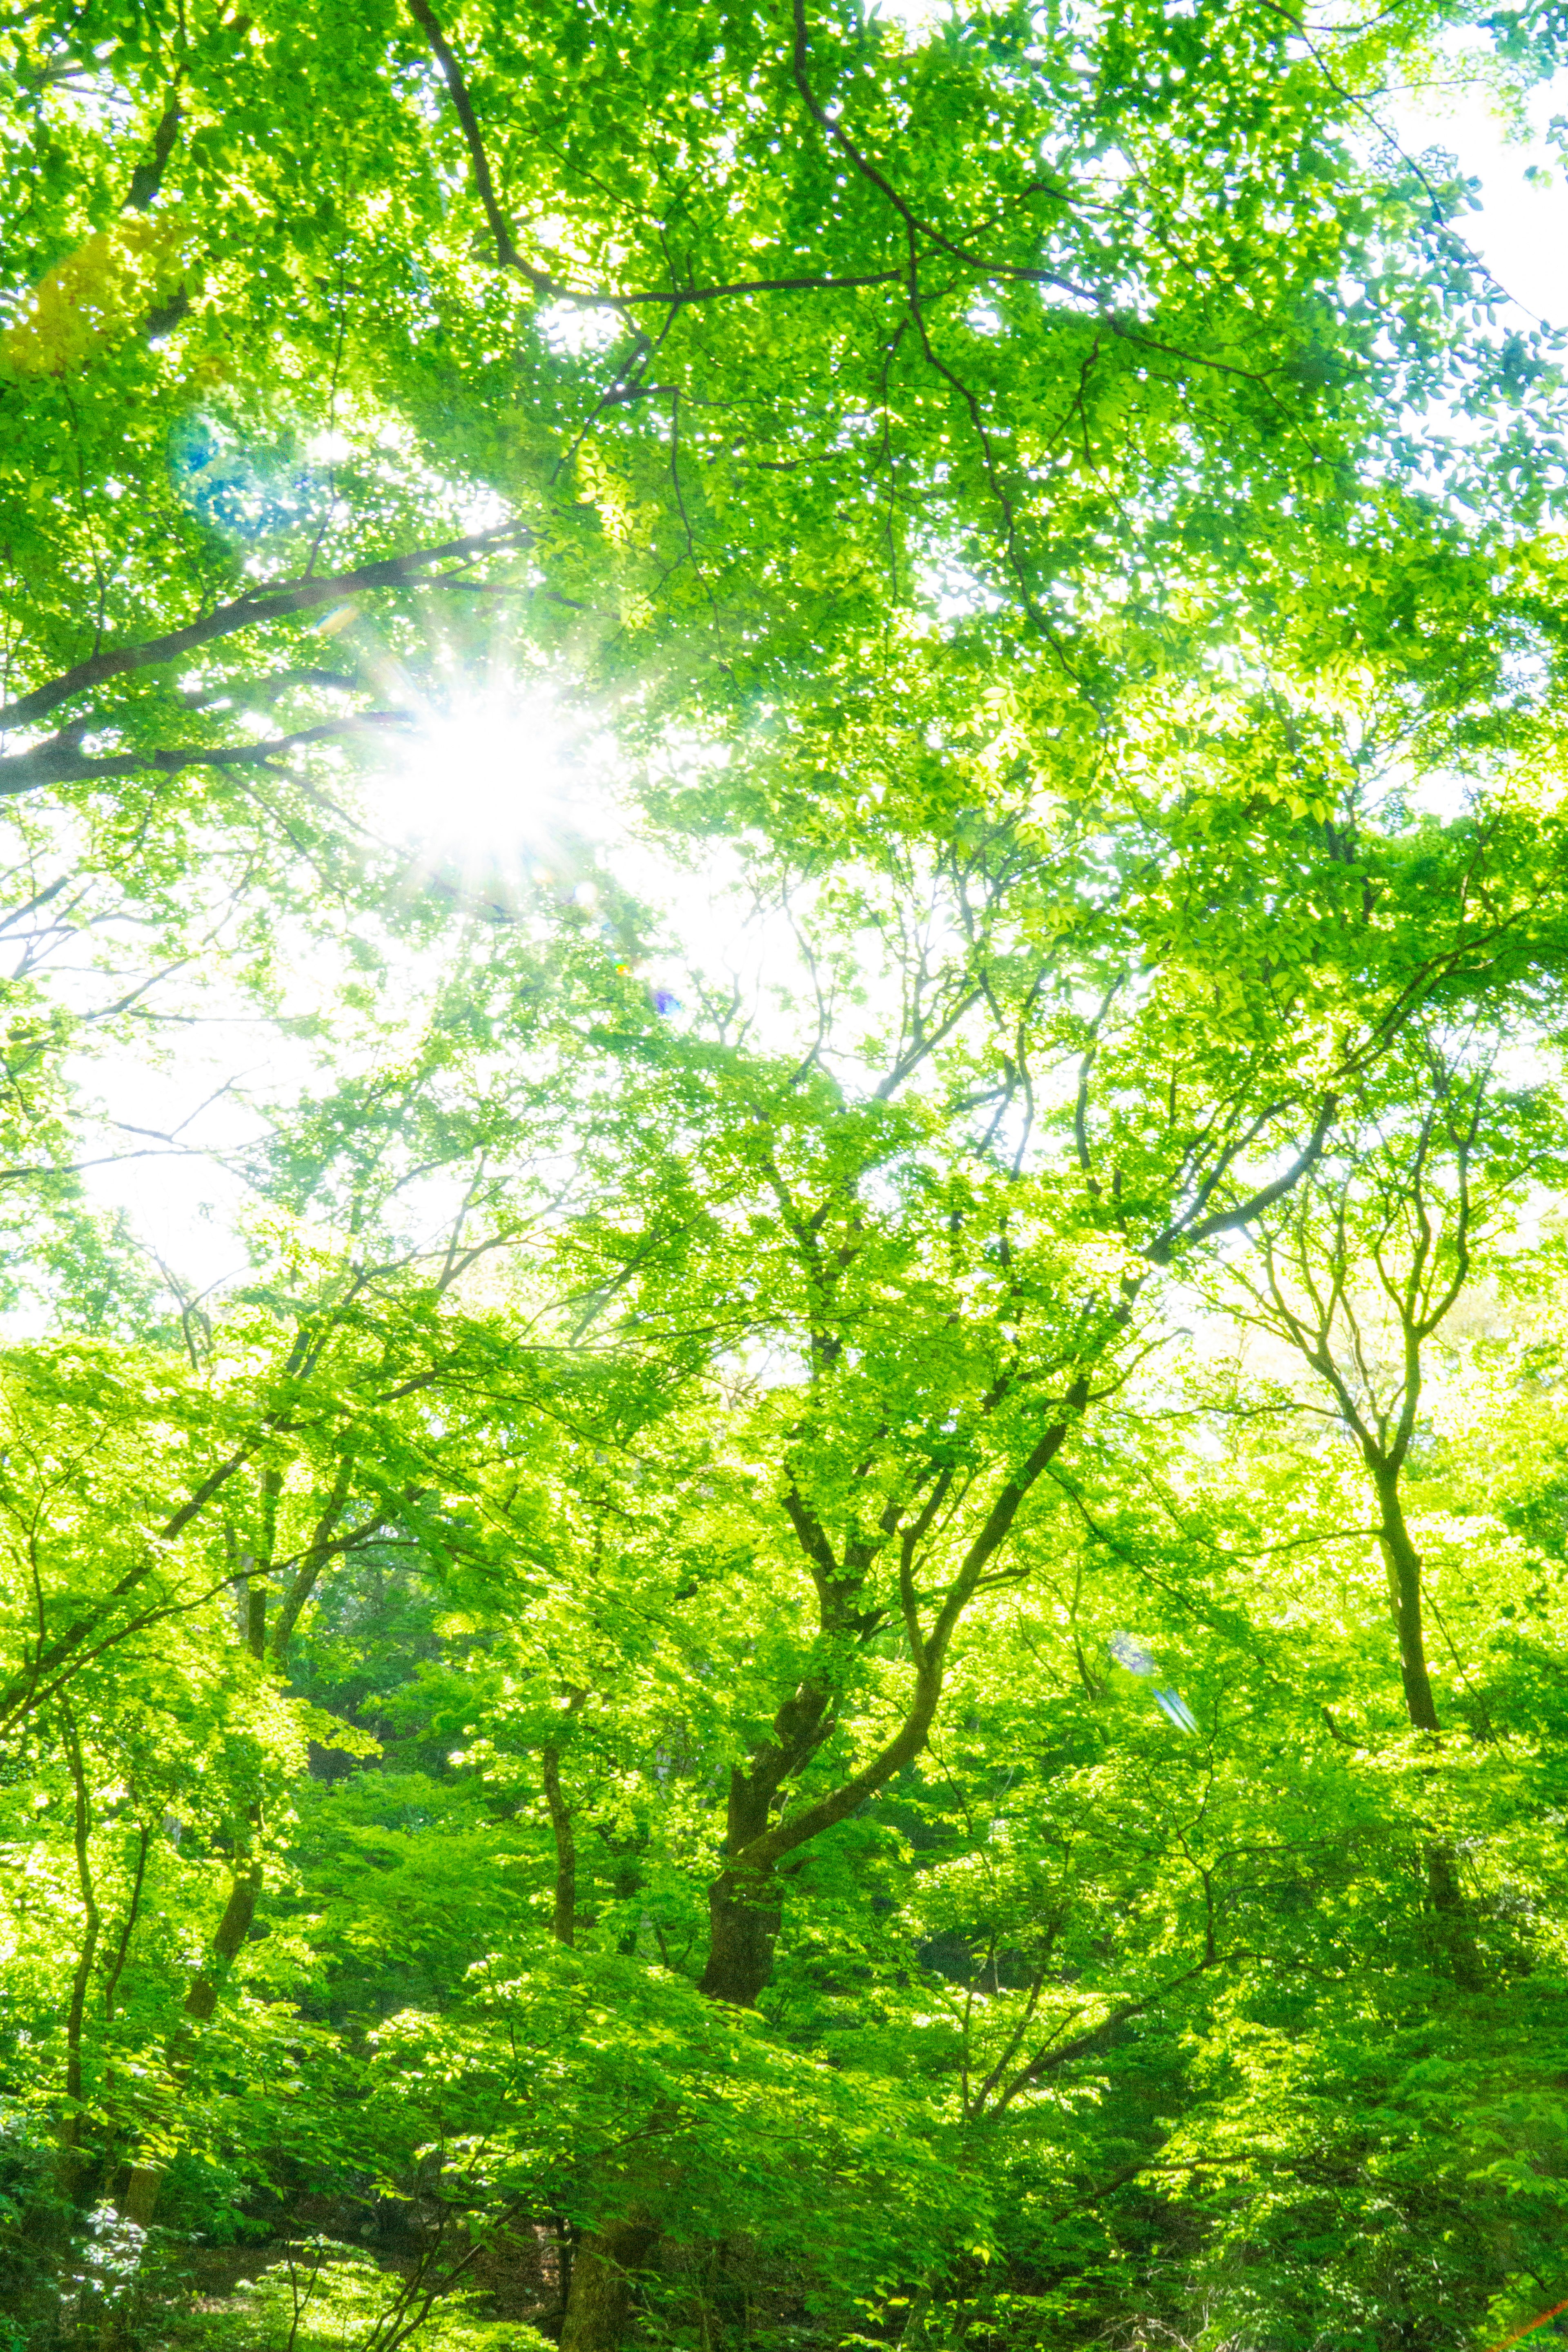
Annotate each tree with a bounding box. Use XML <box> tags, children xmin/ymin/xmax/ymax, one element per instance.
<box><xmin>7</xmin><ymin>0</ymin><xmax>1568</xmax><ymax>2347</ymax></box>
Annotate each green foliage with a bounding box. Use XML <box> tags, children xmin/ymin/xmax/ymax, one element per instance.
<box><xmin>8</xmin><ymin>0</ymin><xmax>1568</xmax><ymax>2347</ymax></box>
<box><xmin>212</xmin><ymin>2245</ymin><xmax>551</xmax><ymax>2350</ymax></box>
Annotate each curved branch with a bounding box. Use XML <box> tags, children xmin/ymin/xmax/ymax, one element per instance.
<box><xmin>405</xmin><ymin>0</ymin><xmax>564</xmax><ymax>297</ymax></box>
<box><xmin>0</xmin><ymin>711</ymin><xmax>415</xmax><ymax>798</ymax></box>
<box><xmin>0</xmin><ymin>522</ymin><xmax>531</xmax><ymax>736</ymax></box>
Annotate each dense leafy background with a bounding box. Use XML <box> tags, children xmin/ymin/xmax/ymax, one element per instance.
<box><xmin>6</xmin><ymin>0</ymin><xmax>1568</xmax><ymax>2348</ymax></box>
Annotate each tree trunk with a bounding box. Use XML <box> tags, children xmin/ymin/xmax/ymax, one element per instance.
<box><xmin>120</xmin><ymin>1860</ymin><xmax>260</xmax><ymax>2227</ymax></box>
<box><xmin>559</xmin><ymin>2213</ymin><xmax>659</xmax><ymax>2352</ymax></box>
<box><xmin>1372</xmin><ymin>1467</ymin><xmax>1483</xmax><ymax>1991</ymax></box>
<box><xmin>1423</xmin><ymin>1838</ymin><xmax>1483</xmax><ymax>1993</ymax></box>
<box><xmin>542</xmin><ymin>1740</ymin><xmax>577</xmax><ymax>1947</ymax></box>
<box><xmin>541</xmin><ymin>1688</ymin><xmax>584</xmax><ymax>1949</ymax></box>
<box><xmin>698</xmin><ymin>1862</ymin><xmax>782</xmax><ymax>2009</ymax></box>
<box><xmin>1372</xmin><ymin>1466</ymin><xmax>1442</xmax><ymax>1734</ymax></box>
<box><xmin>57</xmin><ymin>1708</ymin><xmax>101</xmax><ymax>2206</ymax></box>
<box><xmin>269</xmin><ymin>1453</ymin><xmax>355</xmax><ymax>1663</ymax></box>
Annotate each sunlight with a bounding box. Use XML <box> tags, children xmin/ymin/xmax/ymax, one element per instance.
<box><xmin>378</xmin><ymin>686</ymin><xmax>589</xmax><ymax>873</ymax></box>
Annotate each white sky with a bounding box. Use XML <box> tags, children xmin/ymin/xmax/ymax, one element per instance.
<box><xmin>1392</xmin><ymin>67</ymin><xmax>1568</xmax><ymax>328</ymax></box>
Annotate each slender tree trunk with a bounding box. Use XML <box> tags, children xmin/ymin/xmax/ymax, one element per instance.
<box><xmin>120</xmin><ymin>1858</ymin><xmax>260</xmax><ymax>2227</ymax></box>
<box><xmin>541</xmin><ymin>1685</ymin><xmax>585</xmax><ymax>1949</ymax></box>
<box><xmin>1372</xmin><ymin>1466</ymin><xmax>1443</xmax><ymax>1734</ymax></box>
<box><xmin>1422</xmin><ymin>1840</ymin><xmax>1479</xmax><ymax>1980</ymax></box>
<box><xmin>269</xmin><ymin>1453</ymin><xmax>355</xmax><ymax>1662</ymax></box>
<box><xmin>122</xmin><ymin>1462</ymin><xmax>350</xmax><ymax>2230</ymax></box>
<box><xmin>557</xmin><ymin>1398</ymin><xmax>1074</xmax><ymax>2349</ymax></box>
<box><xmin>57</xmin><ymin>1711</ymin><xmax>102</xmax><ymax>2204</ymax></box>
<box><xmin>1372</xmin><ymin>1466</ymin><xmax>1483</xmax><ymax>1991</ymax></box>
<box><xmin>559</xmin><ymin>2212</ymin><xmax>659</xmax><ymax>2352</ymax></box>
<box><xmin>542</xmin><ymin>1742</ymin><xmax>577</xmax><ymax>1948</ymax></box>
<box><xmin>243</xmin><ymin>1464</ymin><xmax>283</xmax><ymax>1660</ymax></box>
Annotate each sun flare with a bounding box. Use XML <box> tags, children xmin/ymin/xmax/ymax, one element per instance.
<box><xmin>379</xmin><ymin>687</ymin><xmax>581</xmax><ymax>867</ymax></box>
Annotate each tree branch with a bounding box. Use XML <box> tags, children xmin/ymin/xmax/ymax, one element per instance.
<box><xmin>0</xmin><ymin>523</ymin><xmax>531</xmax><ymax>736</ymax></box>
<box><xmin>0</xmin><ymin>711</ymin><xmax>415</xmax><ymax>798</ymax></box>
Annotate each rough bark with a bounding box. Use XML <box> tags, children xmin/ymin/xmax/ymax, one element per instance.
<box><xmin>559</xmin><ymin>2214</ymin><xmax>659</xmax><ymax>2352</ymax></box>
<box><xmin>699</xmin><ymin>1860</ymin><xmax>786</xmax><ymax>2010</ymax></box>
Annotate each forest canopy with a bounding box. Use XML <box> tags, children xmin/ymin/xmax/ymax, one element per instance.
<box><xmin>5</xmin><ymin>0</ymin><xmax>1568</xmax><ymax>2347</ymax></box>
